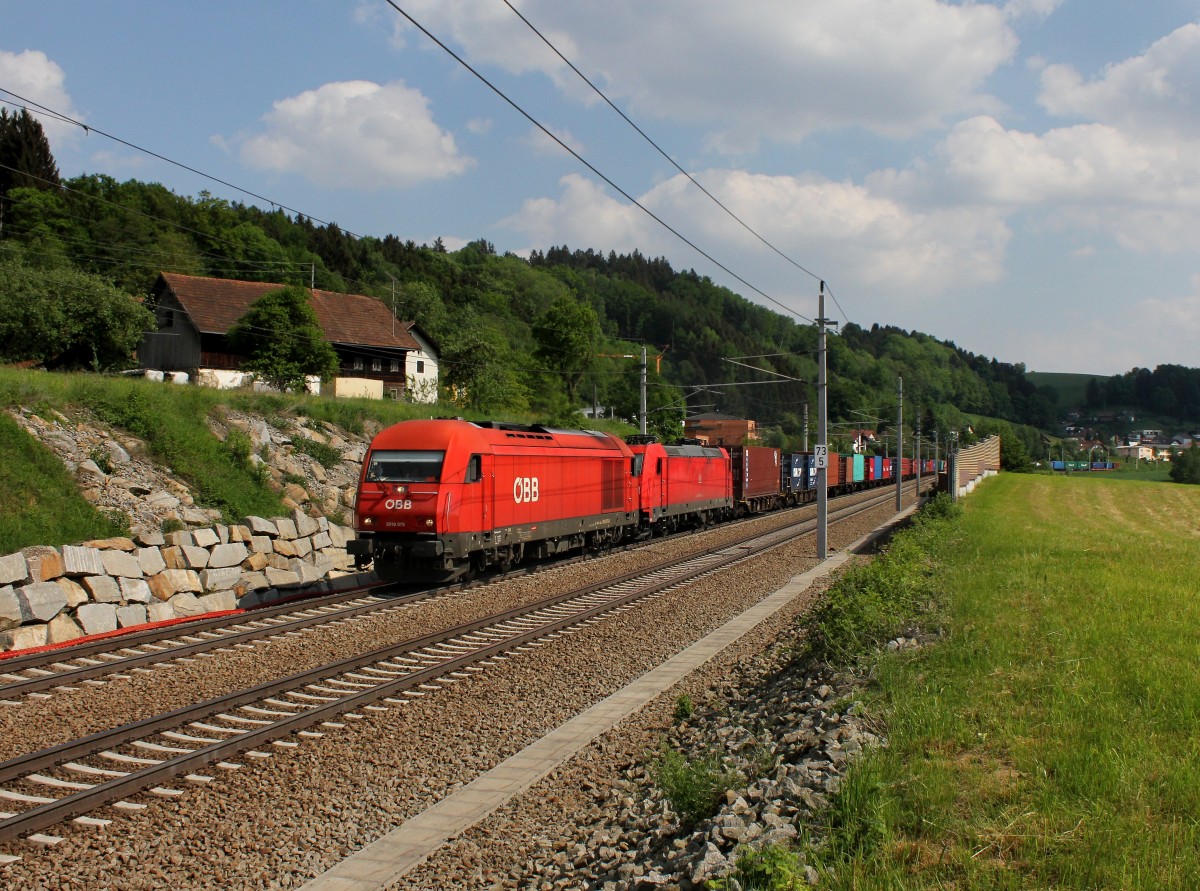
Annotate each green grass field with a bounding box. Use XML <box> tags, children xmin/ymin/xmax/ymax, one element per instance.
<box><xmin>821</xmin><ymin>474</ymin><xmax>1200</xmax><ymax>889</ymax></box>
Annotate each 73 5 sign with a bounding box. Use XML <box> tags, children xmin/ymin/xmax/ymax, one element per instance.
<box><xmin>813</xmin><ymin>444</ymin><xmax>829</xmax><ymax>469</ymax></box>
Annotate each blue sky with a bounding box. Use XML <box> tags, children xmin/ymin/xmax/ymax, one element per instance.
<box><xmin>4</xmin><ymin>0</ymin><xmax>1200</xmax><ymax>375</ymax></box>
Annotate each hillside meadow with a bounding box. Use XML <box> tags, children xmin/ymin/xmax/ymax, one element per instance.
<box><xmin>822</xmin><ymin>473</ymin><xmax>1200</xmax><ymax>889</ymax></box>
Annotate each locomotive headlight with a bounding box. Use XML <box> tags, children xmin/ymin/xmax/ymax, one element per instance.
<box><xmin>393</xmin><ymin>484</ymin><xmax>407</xmax><ymax>495</ymax></box>
<box><xmin>363</xmin><ymin>516</ymin><xmax>374</xmax><ymax>527</ymax></box>
<box><xmin>425</xmin><ymin>519</ymin><xmax>434</xmax><ymax>526</ymax></box>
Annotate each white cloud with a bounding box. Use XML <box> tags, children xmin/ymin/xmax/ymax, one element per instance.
<box><xmin>1002</xmin><ymin>0</ymin><xmax>1065</xmax><ymax>21</ymax></box>
<box><xmin>1021</xmin><ymin>277</ymin><xmax>1200</xmax><ymax>373</ymax></box>
<box><xmin>877</xmin><ymin>115</ymin><xmax>1200</xmax><ymax>253</ymax></box>
<box><xmin>520</xmin><ymin>124</ymin><xmax>584</xmax><ymax>157</ymax></box>
<box><xmin>0</xmin><ymin>49</ymin><xmax>83</xmax><ymax>149</ymax></box>
<box><xmin>503</xmin><ymin>169</ymin><xmax>1011</xmax><ymax>299</ymax></box>
<box><xmin>394</xmin><ymin>0</ymin><xmax>1016</xmax><ymax>144</ymax></box>
<box><xmin>238</xmin><ymin>80</ymin><xmax>473</xmax><ymax>189</ymax></box>
<box><xmin>1038</xmin><ymin>23</ymin><xmax>1200</xmax><ymax>139</ymax></box>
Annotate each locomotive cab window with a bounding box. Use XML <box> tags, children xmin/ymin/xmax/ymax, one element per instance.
<box><xmin>365</xmin><ymin>450</ymin><xmax>445</xmax><ymax>482</ymax></box>
<box><xmin>630</xmin><ymin>454</ymin><xmax>644</xmax><ymax>476</ymax></box>
<box><xmin>466</xmin><ymin>454</ymin><xmax>483</xmax><ymax>483</ymax></box>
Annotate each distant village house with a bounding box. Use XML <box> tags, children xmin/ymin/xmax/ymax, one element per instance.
<box><xmin>137</xmin><ymin>273</ymin><xmax>438</xmax><ymax>401</ymax></box>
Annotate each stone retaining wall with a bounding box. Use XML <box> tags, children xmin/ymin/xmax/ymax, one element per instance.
<box><xmin>0</xmin><ymin>509</ymin><xmax>357</xmax><ymax>654</ymax></box>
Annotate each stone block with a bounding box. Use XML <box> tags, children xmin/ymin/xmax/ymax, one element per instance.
<box><xmin>265</xmin><ymin>567</ymin><xmax>301</xmax><ymax>588</ymax></box>
<box><xmin>271</xmin><ymin>538</ymin><xmax>298</xmax><ymax>559</ymax></box>
<box><xmin>191</xmin><ymin>527</ymin><xmax>220</xmax><ymax>548</ymax></box>
<box><xmin>309</xmin><ymin>554</ymin><xmax>336</xmax><ymax>578</ymax></box>
<box><xmin>18</xmin><ymin>581</ymin><xmax>69</xmax><ymax>622</ymax></box>
<box><xmin>248</xmin><ymin>535</ymin><xmax>273</xmax><ymax>555</ymax></box>
<box><xmin>1</xmin><ymin>624</ymin><xmax>48</xmax><ymax>653</ymax></box>
<box><xmin>116</xmin><ymin>604</ymin><xmax>148</xmax><ymax>628</ymax></box>
<box><xmin>327</xmin><ymin>525</ymin><xmax>349</xmax><ymax>549</ymax></box>
<box><xmin>119</xmin><ymin>578</ymin><xmax>154</xmax><ymax>604</ymax></box>
<box><xmin>84</xmin><ymin>537</ymin><xmax>136</xmax><ymax>552</ymax></box>
<box><xmin>168</xmin><ymin>592</ymin><xmax>205</xmax><ymax>617</ymax></box>
<box><xmin>200</xmin><ymin>567</ymin><xmax>241</xmax><ymax>591</ymax></box>
<box><xmin>0</xmin><ymin>552</ymin><xmax>29</xmax><ymax>586</ymax></box>
<box><xmin>137</xmin><ymin>547</ymin><xmax>167</xmax><ymax>577</ymax></box>
<box><xmin>148</xmin><ymin>569</ymin><xmax>202</xmax><ymax>601</ymax></box>
<box><xmin>82</xmin><ymin>575</ymin><xmax>122</xmax><ymax>604</ymax></box>
<box><xmin>292</xmin><ymin>508</ymin><xmax>320</xmax><ymax>538</ymax></box>
<box><xmin>310</xmin><ymin>531</ymin><xmax>332</xmax><ymax>551</ymax></box>
<box><xmin>208</xmin><ymin>543</ymin><xmax>248</xmax><ymax>569</ymax></box>
<box><xmin>0</xmin><ymin>586</ymin><xmax>20</xmax><ymax>631</ymax></box>
<box><xmin>241</xmin><ymin>552</ymin><xmax>268</xmax><ymax>572</ymax></box>
<box><xmin>76</xmin><ymin>602</ymin><xmax>118</xmax><ymax>636</ymax></box>
<box><xmin>22</xmin><ymin>546</ymin><xmax>65</xmax><ymax>582</ymax></box>
<box><xmin>179</xmin><ymin>545</ymin><xmax>210</xmax><ymax>569</ymax></box>
<box><xmin>47</xmin><ymin>612</ymin><xmax>84</xmax><ymax>645</ymax></box>
<box><xmin>100</xmin><ymin>549</ymin><xmax>143</xmax><ymax>579</ymax></box>
<box><xmin>288</xmin><ymin>558</ymin><xmax>322</xmax><ymax>585</ymax></box>
<box><xmin>229</xmin><ymin>524</ymin><xmax>253</xmax><ymax>543</ymax></box>
<box><xmin>215</xmin><ymin>524</ymin><xmax>230</xmax><ymax>545</ymax></box>
<box><xmin>162</xmin><ymin>546</ymin><xmax>185</xmax><ymax>570</ymax></box>
<box><xmin>165</xmin><ymin>530</ymin><xmax>195</xmax><ymax>548</ymax></box>
<box><xmin>199</xmin><ymin>590</ymin><xmax>237</xmax><ymax>613</ymax></box>
<box><xmin>243</xmin><ymin>516</ymin><xmax>279</xmax><ymax>537</ymax></box>
<box><xmin>147</xmin><ymin>600</ymin><xmax>176</xmax><ymax>623</ymax></box>
<box><xmin>61</xmin><ymin>545</ymin><xmax>106</xmax><ymax>577</ymax></box>
<box><xmin>291</xmin><ymin>537</ymin><xmax>313</xmax><ymax>559</ymax></box>
<box><xmin>274</xmin><ymin>517</ymin><xmax>299</xmax><ymax>541</ymax></box>
<box><xmin>134</xmin><ymin>529</ymin><xmax>166</xmax><ymax>548</ymax></box>
<box><xmin>55</xmin><ymin>577</ymin><xmax>90</xmax><ymax>609</ymax></box>
<box><xmin>265</xmin><ymin>553</ymin><xmax>291</xmax><ymax>571</ymax></box>
<box><xmin>236</xmin><ymin>572</ymin><xmax>269</xmax><ymax>594</ymax></box>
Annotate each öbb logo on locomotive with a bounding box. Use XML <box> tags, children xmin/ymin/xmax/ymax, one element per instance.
<box><xmin>513</xmin><ymin>476</ymin><xmax>540</xmax><ymax>504</ymax></box>
<box><xmin>384</xmin><ymin>499</ymin><xmax>413</xmax><ymax>510</ymax></box>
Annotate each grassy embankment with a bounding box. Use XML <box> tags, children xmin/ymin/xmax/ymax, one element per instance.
<box><xmin>818</xmin><ymin>473</ymin><xmax>1200</xmax><ymax>889</ymax></box>
<box><xmin>0</xmin><ymin>367</ymin><xmax>638</xmax><ymax>553</ymax></box>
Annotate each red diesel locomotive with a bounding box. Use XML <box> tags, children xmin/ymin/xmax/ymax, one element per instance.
<box><xmin>348</xmin><ymin>419</ymin><xmax>638</xmax><ymax>581</ymax></box>
<box><xmin>349</xmin><ymin>418</ymin><xmax>925</xmax><ymax>582</ymax></box>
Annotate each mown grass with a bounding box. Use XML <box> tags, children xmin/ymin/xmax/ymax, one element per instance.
<box><xmin>816</xmin><ymin>474</ymin><xmax>1200</xmax><ymax>889</ymax></box>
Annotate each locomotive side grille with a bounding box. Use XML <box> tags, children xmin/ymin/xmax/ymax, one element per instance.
<box><xmin>601</xmin><ymin>459</ymin><xmax>624</xmax><ymax>511</ymax></box>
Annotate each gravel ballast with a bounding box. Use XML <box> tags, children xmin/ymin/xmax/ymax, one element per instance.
<box><xmin>0</xmin><ymin>494</ymin><xmax>905</xmax><ymax>889</ymax></box>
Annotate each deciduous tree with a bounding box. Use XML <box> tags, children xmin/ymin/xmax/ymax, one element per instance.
<box><xmin>226</xmin><ymin>285</ymin><xmax>339</xmax><ymax>392</ymax></box>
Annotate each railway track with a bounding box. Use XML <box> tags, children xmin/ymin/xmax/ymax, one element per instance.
<box><xmin>0</xmin><ymin>487</ymin><xmax>907</xmax><ymax>849</ymax></box>
<box><xmin>0</xmin><ymin>484</ymin><xmax>908</xmax><ymax>703</ymax></box>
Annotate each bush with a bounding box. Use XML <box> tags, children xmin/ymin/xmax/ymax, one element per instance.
<box><xmin>709</xmin><ymin>844</ymin><xmax>809</xmax><ymax>890</ymax></box>
<box><xmin>292</xmin><ymin>435</ymin><xmax>342</xmax><ymax>468</ymax></box>
<box><xmin>652</xmin><ymin>744</ymin><xmax>741</xmax><ymax>828</ymax></box>
<box><xmin>673</xmin><ymin>693</ymin><xmax>695</xmax><ymax>722</ymax></box>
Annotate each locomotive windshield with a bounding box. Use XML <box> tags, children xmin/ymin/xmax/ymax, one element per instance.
<box><xmin>365</xmin><ymin>450</ymin><xmax>445</xmax><ymax>483</ymax></box>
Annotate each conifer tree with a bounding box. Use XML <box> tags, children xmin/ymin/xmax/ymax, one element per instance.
<box><xmin>0</xmin><ymin>108</ymin><xmax>60</xmax><ymax>202</ymax></box>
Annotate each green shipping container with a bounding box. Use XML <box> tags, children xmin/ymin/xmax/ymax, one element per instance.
<box><xmin>852</xmin><ymin>453</ymin><xmax>865</xmax><ymax>482</ymax></box>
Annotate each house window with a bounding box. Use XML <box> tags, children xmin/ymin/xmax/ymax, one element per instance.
<box><xmin>372</xmin><ymin>358</ymin><xmax>381</xmax><ymax>372</ymax></box>
<box><xmin>390</xmin><ymin>359</ymin><xmax>400</xmax><ymax>373</ymax></box>
<box><xmin>416</xmin><ymin>360</ymin><xmax>425</xmax><ymax>374</ymax></box>
<box><xmin>353</xmin><ymin>357</ymin><xmax>364</xmax><ymax>371</ymax></box>
<box><xmin>164</xmin><ymin>309</ymin><xmax>174</xmax><ymax>327</ymax></box>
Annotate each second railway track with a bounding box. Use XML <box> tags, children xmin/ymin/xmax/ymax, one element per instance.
<box><xmin>0</xmin><ymin>484</ymin><xmax>915</xmax><ymax>852</ymax></box>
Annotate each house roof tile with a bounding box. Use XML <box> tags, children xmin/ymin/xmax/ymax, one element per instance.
<box><xmin>158</xmin><ymin>273</ymin><xmax>421</xmax><ymax>351</ymax></box>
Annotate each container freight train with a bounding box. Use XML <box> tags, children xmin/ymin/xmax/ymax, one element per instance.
<box><xmin>348</xmin><ymin>419</ymin><xmax>928</xmax><ymax>583</ymax></box>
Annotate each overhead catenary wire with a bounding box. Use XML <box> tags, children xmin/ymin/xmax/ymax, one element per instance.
<box><xmin>382</xmin><ymin>1</ymin><xmax>815</xmax><ymax>326</ymax></box>
<box><xmin>499</xmin><ymin>0</ymin><xmax>848</xmax><ymax>326</ymax></box>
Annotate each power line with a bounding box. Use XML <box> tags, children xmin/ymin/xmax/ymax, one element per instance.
<box><xmin>383</xmin><ymin>1</ymin><xmax>815</xmax><ymax>326</ymax></box>
<box><xmin>500</xmin><ymin>0</ymin><xmax>844</xmax><ymax>325</ymax></box>
<box><xmin>0</xmin><ymin>89</ymin><xmax>360</xmax><ymax>239</ymax></box>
